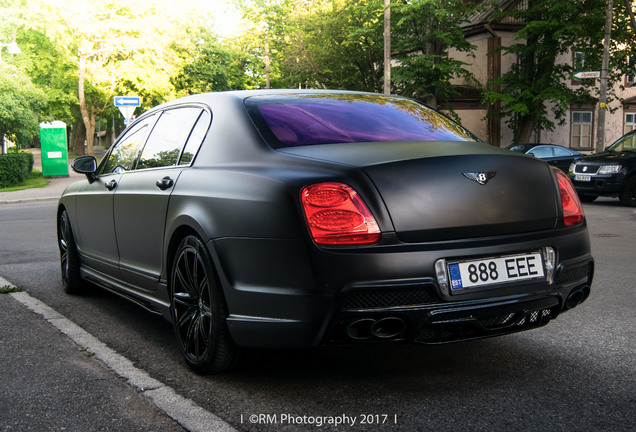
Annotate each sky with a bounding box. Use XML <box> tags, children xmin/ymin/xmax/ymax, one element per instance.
<box><xmin>193</xmin><ymin>0</ymin><xmax>244</xmax><ymax>38</ymax></box>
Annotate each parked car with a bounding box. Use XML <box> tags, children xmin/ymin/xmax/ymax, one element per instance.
<box><xmin>58</xmin><ymin>90</ymin><xmax>594</xmax><ymax>373</ymax></box>
<box><xmin>569</xmin><ymin>130</ymin><xmax>636</xmax><ymax>206</ymax></box>
<box><xmin>507</xmin><ymin>144</ymin><xmax>582</xmax><ymax>172</ymax></box>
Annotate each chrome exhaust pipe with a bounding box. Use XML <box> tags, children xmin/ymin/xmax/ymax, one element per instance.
<box><xmin>565</xmin><ymin>286</ymin><xmax>590</xmax><ymax>310</ymax></box>
<box><xmin>370</xmin><ymin>317</ymin><xmax>407</xmax><ymax>339</ymax></box>
<box><xmin>345</xmin><ymin>318</ymin><xmax>375</xmax><ymax>340</ymax></box>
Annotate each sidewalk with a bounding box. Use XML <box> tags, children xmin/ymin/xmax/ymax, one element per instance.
<box><xmin>0</xmin><ymin>148</ymin><xmax>90</xmax><ymax>205</ymax></box>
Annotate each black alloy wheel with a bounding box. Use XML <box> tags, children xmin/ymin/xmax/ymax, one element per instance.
<box><xmin>170</xmin><ymin>235</ymin><xmax>239</xmax><ymax>374</ymax></box>
<box><xmin>58</xmin><ymin>210</ymin><xmax>82</xmax><ymax>294</ymax></box>
<box><xmin>620</xmin><ymin>176</ymin><xmax>636</xmax><ymax>206</ymax></box>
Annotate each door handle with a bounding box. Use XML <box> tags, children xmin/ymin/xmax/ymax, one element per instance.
<box><xmin>105</xmin><ymin>179</ymin><xmax>117</xmax><ymax>191</ymax></box>
<box><xmin>156</xmin><ymin>177</ymin><xmax>174</xmax><ymax>191</ymax></box>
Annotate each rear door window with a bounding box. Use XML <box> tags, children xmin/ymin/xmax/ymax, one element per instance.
<box><xmin>136</xmin><ymin>107</ymin><xmax>203</xmax><ymax>169</ymax></box>
<box><xmin>179</xmin><ymin>110</ymin><xmax>211</xmax><ymax>165</ymax></box>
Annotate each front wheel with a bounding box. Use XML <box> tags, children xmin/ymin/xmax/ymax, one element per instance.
<box><xmin>58</xmin><ymin>209</ymin><xmax>83</xmax><ymax>294</ymax></box>
<box><xmin>170</xmin><ymin>235</ymin><xmax>240</xmax><ymax>374</ymax></box>
<box><xmin>620</xmin><ymin>176</ymin><xmax>636</xmax><ymax>207</ymax></box>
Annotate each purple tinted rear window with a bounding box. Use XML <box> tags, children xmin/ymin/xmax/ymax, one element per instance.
<box><xmin>245</xmin><ymin>94</ymin><xmax>477</xmax><ymax>148</ymax></box>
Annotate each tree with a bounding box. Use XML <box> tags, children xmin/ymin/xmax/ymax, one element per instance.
<box><xmin>0</xmin><ymin>63</ymin><xmax>47</xmax><ymax>151</ymax></box>
<box><xmin>45</xmin><ymin>0</ymin><xmax>191</xmax><ymax>155</ymax></box>
<box><xmin>391</xmin><ymin>0</ymin><xmax>478</xmax><ymax>108</ymax></box>
<box><xmin>280</xmin><ymin>0</ymin><xmax>385</xmax><ymax>91</ymax></box>
<box><xmin>482</xmin><ymin>0</ymin><xmax>635</xmax><ymax>145</ymax></box>
<box><xmin>172</xmin><ymin>26</ymin><xmax>256</xmax><ymax>94</ymax></box>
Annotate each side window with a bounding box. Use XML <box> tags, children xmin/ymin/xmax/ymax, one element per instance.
<box><xmin>179</xmin><ymin>110</ymin><xmax>211</xmax><ymax>165</ymax></box>
<box><xmin>529</xmin><ymin>146</ymin><xmax>553</xmax><ymax>158</ymax></box>
<box><xmin>136</xmin><ymin>107</ymin><xmax>202</xmax><ymax>170</ymax></box>
<box><xmin>101</xmin><ymin>115</ymin><xmax>156</xmax><ymax>175</ymax></box>
<box><xmin>552</xmin><ymin>147</ymin><xmax>571</xmax><ymax>157</ymax></box>
<box><xmin>617</xmin><ymin>133</ymin><xmax>636</xmax><ymax>151</ymax></box>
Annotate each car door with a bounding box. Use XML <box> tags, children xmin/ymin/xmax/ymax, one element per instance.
<box><xmin>113</xmin><ymin>106</ymin><xmax>209</xmax><ymax>291</ymax></box>
<box><xmin>550</xmin><ymin>147</ymin><xmax>577</xmax><ymax>172</ymax></box>
<box><xmin>73</xmin><ymin>115</ymin><xmax>156</xmax><ymax>277</ymax></box>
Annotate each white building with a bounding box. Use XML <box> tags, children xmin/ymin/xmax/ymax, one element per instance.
<box><xmin>447</xmin><ymin>0</ymin><xmax>636</xmax><ymax>151</ymax></box>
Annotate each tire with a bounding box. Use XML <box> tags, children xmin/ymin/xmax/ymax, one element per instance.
<box><xmin>58</xmin><ymin>210</ymin><xmax>83</xmax><ymax>294</ymax></box>
<box><xmin>620</xmin><ymin>176</ymin><xmax>636</xmax><ymax>207</ymax></box>
<box><xmin>170</xmin><ymin>235</ymin><xmax>240</xmax><ymax>374</ymax></box>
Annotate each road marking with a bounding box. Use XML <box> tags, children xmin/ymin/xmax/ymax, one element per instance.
<box><xmin>1</xmin><ymin>277</ymin><xmax>237</xmax><ymax>432</ymax></box>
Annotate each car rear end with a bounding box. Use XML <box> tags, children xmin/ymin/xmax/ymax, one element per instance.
<box><xmin>226</xmin><ymin>91</ymin><xmax>594</xmax><ymax>347</ymax></box>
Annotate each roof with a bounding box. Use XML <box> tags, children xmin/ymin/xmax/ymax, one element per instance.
<box><xmin>462</xmin><ymin>0</ymin><xmax>527</xmax><ymax>36</ymax></box>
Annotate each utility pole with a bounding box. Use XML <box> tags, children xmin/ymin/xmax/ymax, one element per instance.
<box><xmin>596</xmin><ymin>0</ymin><xmax>613</xmax><ymax>153</ymax></box>
<box><xmin>383</xmin><ymin>0</ymin><xmax>391</xmax><ymax>94</ymax></box>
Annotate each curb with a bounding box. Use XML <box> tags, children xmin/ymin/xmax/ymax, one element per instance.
<box><xmin>1</xmin><ymin>275</ymin><xmax>238</xmax><ymax>432</ymax></box>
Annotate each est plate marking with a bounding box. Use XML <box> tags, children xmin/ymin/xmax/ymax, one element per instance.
<box><xmin>574</xmin><ymin>174</ymin><xmax>592</xmax><ymax>182</ymax></box>
<box><xmin>448</xmin><ymin>252</ymin><xmax>545</xmax><ymax>292</ymax></box>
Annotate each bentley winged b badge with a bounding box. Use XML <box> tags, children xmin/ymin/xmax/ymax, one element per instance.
<box><xmin>463</xmin><ymin>171</ymin><xmax>497</xmax><ymax>185</ymax></box>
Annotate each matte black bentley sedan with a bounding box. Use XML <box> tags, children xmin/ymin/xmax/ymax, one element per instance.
<box><xmin>58</xmin><ymin>90</ymin><xmax>594</xmax><ymax>373</ymax></box>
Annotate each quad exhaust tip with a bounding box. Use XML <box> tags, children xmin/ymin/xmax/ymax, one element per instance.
<box><xmin>565</xmin><ymin>285</ymin><xmax>590</xmax><ymax>310</ymax></box>
<box><xmin>345</xmin><ymin>317</ymin><xmax>407</xmax><ymax>340</ymax></box>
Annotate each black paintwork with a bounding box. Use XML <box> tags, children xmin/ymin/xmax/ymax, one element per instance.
<box><xmin>58</xmin><ymin>90</ymin><xmax>594</xmax><ymax>371</ymax></box>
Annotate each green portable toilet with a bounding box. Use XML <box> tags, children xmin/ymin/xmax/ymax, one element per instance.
<box><xmin>40</xmin><ymin>121</ymin><xmax>69</xmax><ymax>177</ymax></box>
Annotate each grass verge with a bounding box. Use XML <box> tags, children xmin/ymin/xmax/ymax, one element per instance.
<box><xmin>0</xmin><ymin>285</ymin><xmax>24</xmax><ymax>294</ymax></box>
<box><xmin>0</xmin><ymin>170</ymin><xmax>50</xmax><ymax>192</ymax></box>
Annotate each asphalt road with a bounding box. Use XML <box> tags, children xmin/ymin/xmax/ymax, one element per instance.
<box><xmin>0</xmin><ymin>198</ymin><xmax>634</xmax><ymax>431</ymax></box>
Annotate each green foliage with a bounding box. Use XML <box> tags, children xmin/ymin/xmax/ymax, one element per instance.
<box><xmin>172</xmin><ymin>27</ymin><xmax>255</xmax><ymax>94</ymax></box>
<box><xmin>392</xmin><ymin>0</ymin><xmax>478</xmax><ymax>107</ymax></box>
<box><xmin>0</xmin><ymin>169</ymin><xmax>48</xmax><ymax>192</ymax></box>
<box><xmin>15</xmin><ymin>27</ymin><xmax>79</xmax><ymax>125</ymax></box>
<box><xmin>0</xmin><ymin>63</ymin><xmax>47</xmax><ymax>148</ymax></box>
<box><xmin>0</xmin><ymin>285</ymin><xmax>23</xmax><ymax>294</ymax></box>
<box><xmin>0</xmin><ymin>152</ymin><xmax>32</xmax><ymax>188</ymax></box>
<box><xmin>482</xmin><ymin>0</ymin><xmax>632</xmax><ymax>144</ymax></box>
<box><xmin>279</xmin><ymin>0</ymin><xmax>385</xmax><ymax>91</ymax></box>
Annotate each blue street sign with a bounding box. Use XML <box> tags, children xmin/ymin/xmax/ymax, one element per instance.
<box><xmin>113</xmin><ymin>96</ymin><xmax>141</xmax><ymax>107</ymax></box>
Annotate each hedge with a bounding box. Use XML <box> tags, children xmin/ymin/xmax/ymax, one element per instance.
<box><xmin>0</xmin><ymin>152</ymin><xmax>34</xmax><ymax>188</ymax></box>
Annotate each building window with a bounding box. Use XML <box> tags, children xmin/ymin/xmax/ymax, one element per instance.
<box><xmin>572</xmin><ymin>51</ymin><xmax>587</xmax><ymax>85</ymax></box>
<box><xmin>571</xmin><ymin>111</ymin><xmax>593</xmax><ymax>149</ymax></box>
<box><xmin>573</xmin><ymin>51</ymin><xmax>586</xmax><ymax>72</ymax></box>
<box><xmin>626</xmin><ymin>56</ymin><xmax>635</xmax><ymax>86</ymax></box>
<box><xmin>625</xmin><ymin>113</ymin><xmax>636</xmax><ymax>134</ymax></box>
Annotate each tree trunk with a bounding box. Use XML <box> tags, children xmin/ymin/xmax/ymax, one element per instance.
<box><xmin>515</xmin><ymin>115</ymin><xmax>536</xmax><ymax>145</ymax></box>
<box><xmin>78</xmin><ymin>55</ymin><xmax>95</xmax><ymax>155</ymax></box>
<box><xmin>69</xmin><ymin>122</ymin><xmax>86</xmax><ymax>155</ymax></box>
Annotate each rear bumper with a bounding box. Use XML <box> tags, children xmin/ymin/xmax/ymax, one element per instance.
<box><xmin>213</xmin><ymin>226</ymin><xmax>593</xmax><ymax>348</ymax></box>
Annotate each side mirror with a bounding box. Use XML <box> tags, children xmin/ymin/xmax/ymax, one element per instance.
<box><xmin>71</xmin><ymin>156</ymin><xmax>97</xmax><ymax>182</ymax></box>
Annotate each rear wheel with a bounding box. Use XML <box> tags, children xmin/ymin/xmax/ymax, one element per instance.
<box><xmin>620</xmin><ymin>176</ymin><xmax>636</xmax><ymax>207</ymax></box>
<box><xmin>170</xmin><ymin>235</ymin><xmax>239</xmax><ymax>374</ymax></box>
<box><xmin>58</xmin><ymin>210</ymin><xmax>83</xmax><ymax>294</ymax></box>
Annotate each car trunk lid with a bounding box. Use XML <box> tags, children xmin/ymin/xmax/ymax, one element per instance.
<box><xmin>279</xmin><ymin>141</ymin><xmax>560</xmax><ymax>242</ymax></box>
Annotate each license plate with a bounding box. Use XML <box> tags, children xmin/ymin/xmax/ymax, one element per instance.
<box><xmin>448</xmin><ymin>252</ymin><xmax>545</xmax><ymax>292</ymax></box>
<box><xmin>575</xmin><ymin>174</ymin><xmax>592</xmax><ymax>182</ymax></box>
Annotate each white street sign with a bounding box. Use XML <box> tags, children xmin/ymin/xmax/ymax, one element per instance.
<box><xmin>117</xmin><ymin>105</ymin><xmax>137</xmax><ymax>121</ymax></box>
<box><xmin>114</xmin><ymin>96</ymin><xmax>141</xmax><ymax>121</ymax></box>
<box><xmin>574</xmin><ymin>71</ymin><xmax>601</xmax><ymax>79</ymax></box>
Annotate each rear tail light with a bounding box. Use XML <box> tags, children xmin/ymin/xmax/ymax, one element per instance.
<box><xmin>556</xmin><ymin>171</ymin><xmax>584</xmax><ymax>226</ymax></box>
<box><xmin>301</xmin><ymin>182</ymin><xmax>381</xmax><ymax>246</ymax></box>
